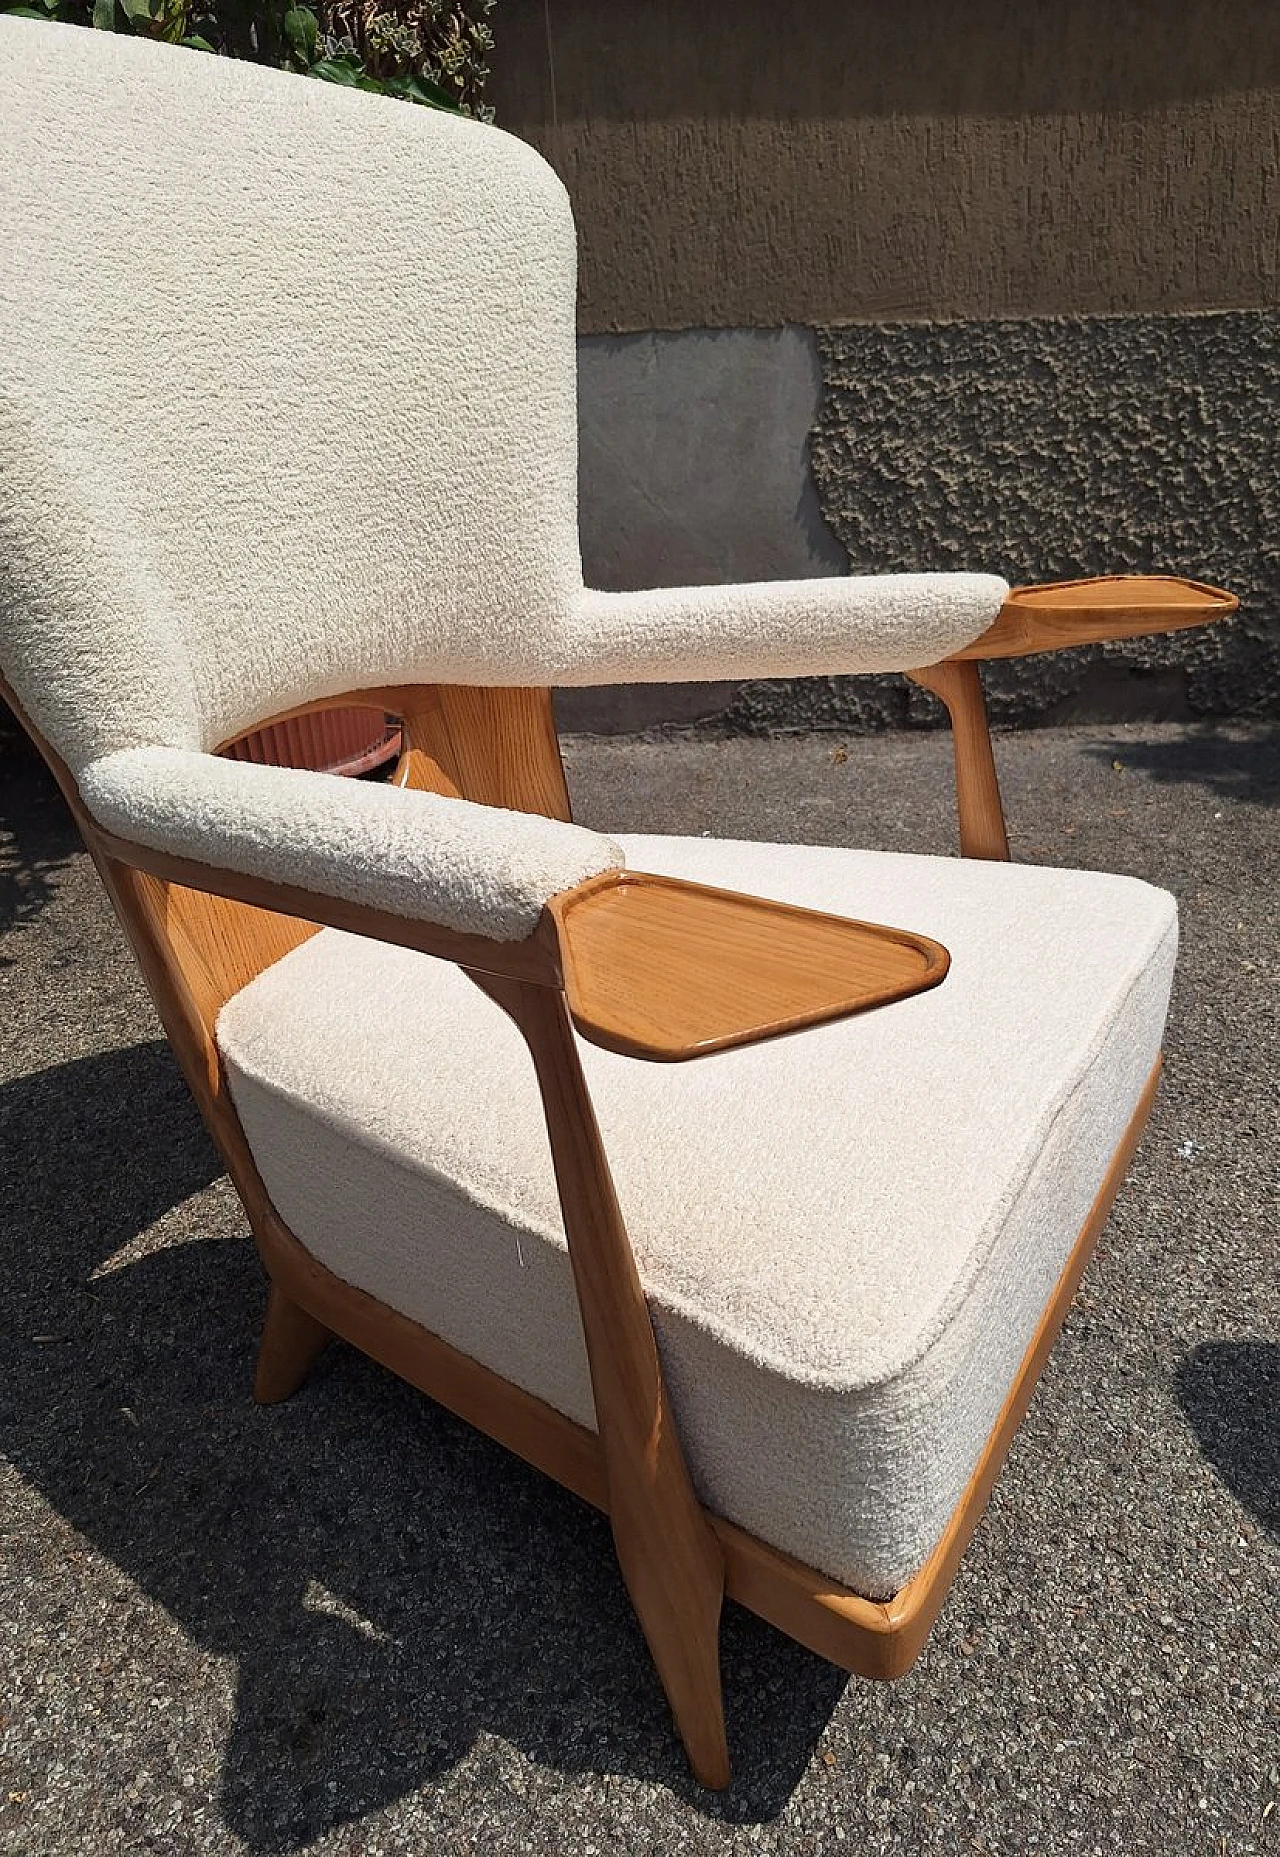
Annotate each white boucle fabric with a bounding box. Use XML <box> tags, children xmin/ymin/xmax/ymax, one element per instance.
<box><xmin>0</xmin><ymin>18</ymin><xmax>581</xmax><ymax>768</ymax></box>
<box><xmin>216</xmin><ymin>836</ymin><xmax>1177</xmax><ymax>1597</ymax></box>
<box><xmin>0</xmin><ymin>20</ymin><xmax>1007</xmax><ymax>782</ymax></box>
<box><xmin>568</xmin><ymin>576</ymin><xmax>1010</xmax><ymax>683</ymax></box>
<box><xmin>80</xmin><ymin>747</ymin><xmax>622</xmax><ymax>941</ymax></box>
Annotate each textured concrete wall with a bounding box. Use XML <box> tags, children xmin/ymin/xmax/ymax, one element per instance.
<box><xmin>492</xmin><ymin>0</ymin><xmax>1280</xmax><ymax>332</ymax></box>
<box><xmin>565</xmin><ymin>311</ymin><xmax>1278</xmax><ymax>735</ymax></box>
<box><xmin>578</xmin><ymin>328</ymin><xmax>844</xmax><ymax>588</ymax></box>
<box><xmin>807</xmin><ymin>310</ymin><xmax>1279</xmax><ymax>730</ymax></box>
<box><xmin>493</xmin><ymin>0</ymin><xmax>1279</xmax><ymax>734</ymax></box>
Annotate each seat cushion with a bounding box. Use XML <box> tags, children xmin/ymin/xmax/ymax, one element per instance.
<box><xmin>216</xmin><ymin>836</ymin><xmax>1177</xmax><ymax>1598</ymax></box>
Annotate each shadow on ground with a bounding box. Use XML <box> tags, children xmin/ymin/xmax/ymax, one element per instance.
<box><xmin>1175</xmin><ymin>1342</ymin><xmax>1280</xmax><ymax>1541</ymax></box>
<box><xmin>1083</xmin><ymin>727</ymin><xmax>1280</xmax><ymax>805</ymax></box>
<box><xmin>0</xmin><ymin>1041</ymin><xmax>846</xmax><ymax>1849</ymax></box>
<box><xmin>0</xmin><ymin>745</ymin><xmax>80</xmax><ymax>962</ymax></box>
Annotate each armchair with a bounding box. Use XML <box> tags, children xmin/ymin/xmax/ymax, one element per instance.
<box><xmin>0</xmin><ymin>19</ymin><xmax>1235</xmax><ymax>1787</ymax></box>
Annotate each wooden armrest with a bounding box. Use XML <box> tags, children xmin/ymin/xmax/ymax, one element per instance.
<box><xmin>546</xmin><ymin>871</ymin><xmax>949</xmax><ymax>1062</ymax></box>
<box><xmin>951</xmin><ymin>574</ymin><xmax>1236</xmax><ymax>661</ymax></box>
<box><xmin>97</xmin><ymin>835</ymin><xmax>948</xmax><ymax>1060</ymax></box>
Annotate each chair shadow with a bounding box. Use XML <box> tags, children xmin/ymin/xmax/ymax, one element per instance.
<box><xmin>1082</xmin><ymin>729</ymin><xmax>1280</xmax><ymax>807</ymax></box>
<box><xmin>1173</xmin><ymin>1342</ymin><xmax>1279</xmax><ymax>1541</ymax></box>
<box><xmin>1</xmin><ymin>1041</ymin><xmax>847</xmax><ymax>1849</ymax></box>
<box><xmin>0</xmin><ymin>741</ymin><xmax>81</xmax><ymax>962</ymax></box>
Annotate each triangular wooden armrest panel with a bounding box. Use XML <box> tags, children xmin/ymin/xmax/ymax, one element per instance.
<box><xmin>953</xmin><ymin>574</ymin><xmax>1236</xmax><ymax>661</ymax></box>
<box><xmin>546</xmin><ymin>870</ymin><xmax>949</xmax><ymax>1061</ymax></box>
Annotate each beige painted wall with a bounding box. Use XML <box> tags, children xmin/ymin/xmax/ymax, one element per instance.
<box><xmin>490</xmin><ymin>0</ymin><xmax>1280</xmax><ymax>332</ymax></box>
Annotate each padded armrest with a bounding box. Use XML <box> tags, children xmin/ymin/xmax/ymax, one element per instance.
<box><xmin>568</xmin><ymin>574</ymin><xmax>1009</xmax><ymax>684</ymax></box>
<box><xmin>79</xmin><ymin>747</ymin><xmax>623</xmax><ymax>943</ymax></box>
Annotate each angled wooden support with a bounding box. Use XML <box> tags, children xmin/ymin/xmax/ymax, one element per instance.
<box><xmin>390</xmin><ymin>684</ymin><xmax>574</xmax><ymax>821</ymax></box>
<box><xmin>472</xmin><ymin>971</ymin><xmax>731</xmax><ymax>1790</ymax></box>
<box><xmin>254</xmin><ymin>1285</ymin><xmax>332</xmax><ymax>1403</ymax></box>
<box><xmin>908</xmin><ymin>660</ymin><xmax>1010</xmax><ymax>862</ymax></box>
<box><xmin>912</xmin><ymin>575</ymin><xmax>1237</xmax><ymax>864</ymax></box>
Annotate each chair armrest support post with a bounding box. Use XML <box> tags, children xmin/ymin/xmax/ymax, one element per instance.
<box><xmin>907</xmin><ymin>661</ymin><xmax>1011</xmax><ymax>862</ymax></box>
<box><xmin>911</xmin><ymin>574</ymin><xmax>1236</xmax><ymax>861</ymax></box>
<box><xmin>469</xmin><ymin>971</ymin><xmax>731</xmax><ymax>1788</ymax></box>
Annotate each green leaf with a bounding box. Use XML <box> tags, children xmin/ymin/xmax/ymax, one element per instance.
<box><xmin>180</xmin><ymin>30</ymin><xmax>214</xmax><ymax>48</ymax></box>
<box><xmin>306</xmin><ymin>55</ymin><xmax>364</xmax><ymax>86</ymax></box>
<box><xmin>281</xmin><ymin>4</ymin><xmax>316</xmax><ymax>63</ymax></box>
<box><xmin>384</xmin><ymin>71</ymin><xmax>460</xmax><ymax>111</ymax></box>
<box><xmin>91</xmin><ymin>0</ymin><xmax>115</xmax><ymax>24</ymax></box>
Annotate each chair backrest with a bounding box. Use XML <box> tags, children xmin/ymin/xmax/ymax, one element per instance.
<box><xmin>0</xmin><ymin>19</ymin><xmax>583</xmax><ymax>775</ymax></box>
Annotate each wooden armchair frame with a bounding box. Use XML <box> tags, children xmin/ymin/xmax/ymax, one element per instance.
<box><xmin>1</xmin><ymin>571</ymin><xmax>1233</xmax><ymax>1788</ymax></box>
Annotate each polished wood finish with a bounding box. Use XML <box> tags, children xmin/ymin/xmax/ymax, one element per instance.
<box><xmin>912</xmin><ymin>573</ymin><xmax>1233</xmax><ymax>860</ymax></box>
<box><xmin>908</xmin><ymin>661</ymin><xmax>1011</xmax><ymax>861</ymax></box>
<box><xmin>954</xmin><ymin>573</ymin><xmax>1236</xmax><ymax>662</ymax></box>
<box><xmin>161</xmin><ymin>886</ymin><xmax>319</xmax><ymax>1025</ymax></box>
<box><xmin>550</xmin><ymin>870</ymin><xmax>949</xmax><ymax>1060</ymax></box>
<box><xmin>472</xmin><ymin>973</ymin><xmax>730</xmax><ymax>1787</ymax></box>
<box><xmin>254</xmin><ymin>1286</ymin><xmax>332</xmax><ymax>1404</ymax></box>
<box><xmin>392</xmin><ymin>684</ymin><xmax>574</xmax><ymax>821</ymax></box>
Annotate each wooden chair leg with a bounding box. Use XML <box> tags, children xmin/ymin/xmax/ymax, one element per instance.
<box><xmin>254</xmin><ymin>1283</ymin><xmax>331</xmax><ymax>1404</ymax></box>
<box><xmin>609</xmin><ymin>1477</ymin><xmax>729</xmax><ymax>1788</ymax></box>
<box><xmin>909</xmin><ymin>660</ymin><xmax>1011</xmax><ymax>861</ymax></box>
<box><xmin>475</xmin><ymin>974</ymin><xmax>731</xmax><ymax>1788</ymax></box>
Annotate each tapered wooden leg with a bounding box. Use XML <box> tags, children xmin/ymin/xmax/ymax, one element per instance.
<box><xmin>609</xmin><ymin>1468</ymin><xmax>729</xmax><ymax>1788</ymax></box>
<box><xmin>254</xmin><ymin>1284</ymin><xmax>331</xmax><ymax>1404</ymax></box>
<box><xmin>474</xmin><ymin>974</ymin><xmax>731</xmax><ymax>1788</ymax></box>
<box><xmin>909</xmin><ymin>660</ymin><xmax>1011</xmax><ymax>861</ymax></box>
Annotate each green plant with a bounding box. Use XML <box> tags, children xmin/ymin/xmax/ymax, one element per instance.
<box><xmin>4</xmin><ymin>0</ymin><xmax>496</xmax><ymax>115</ymax></box>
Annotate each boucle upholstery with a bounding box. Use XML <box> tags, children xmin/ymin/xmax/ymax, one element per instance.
<box><xmin>569</xmin><ymin>578</ymin><xmax>1008</xmax><ymax>684</ymax></box>
<box><xmin>79</xmin><ymin>747</ymin><xmax>623</xmax><ymax>941</ymax></box>
<box><xmin>217</xmin><ymin>836</ymin><xmax>1178</xmax><ymax>1598</ymax></box>
<box><xmin>0</xmin><ymin>19</ymin><xmax>1008</xmax><ymax>783</ymax></box>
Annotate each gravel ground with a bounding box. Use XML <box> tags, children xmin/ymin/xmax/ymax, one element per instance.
<box><xmin>1</xmin><ymin>721</ymin><xmax>1276</xmax><ymax>1856</ymax></box>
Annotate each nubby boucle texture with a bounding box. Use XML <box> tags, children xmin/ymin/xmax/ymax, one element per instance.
<box><xmin>81</xmin><ymin>748</ymin><xmax>624</xmax><ymax>941</ymax></box>
<box><xmin>0</xmin><ymin>17</ymin><xmax>1007</xmax><ymax>790</ymax></box>
<box><xmin>218</xmin><ymin>837</ymin><xmax>1178</xmax><ymax>1596</ymax></box>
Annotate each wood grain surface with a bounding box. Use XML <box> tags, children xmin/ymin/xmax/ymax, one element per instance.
<box><xmin>955</xmin><ymin>574</ymin><xmax>1236</xmax><ymax>661</ymax></box>
<box><xmin>551</xmin><ymin>870</ymin><xmax>949</xmax><ymax>1060</ymax></box>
